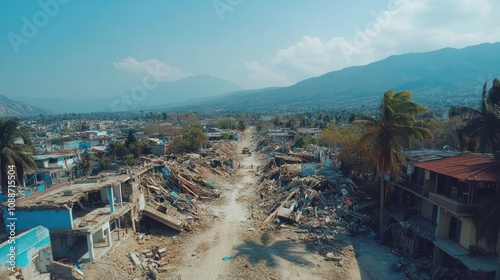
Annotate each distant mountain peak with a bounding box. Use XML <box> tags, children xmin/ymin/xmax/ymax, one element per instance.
<box><xmin>0</xmin><ymin>95</ymin><xmax>50</xmax><ymax>117</ymax></box>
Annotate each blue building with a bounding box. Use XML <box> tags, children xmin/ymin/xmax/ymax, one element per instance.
<box><xmin>0</xmin><ymin>226</ymin><xmax>53</xmax><ymax>279</ymax></box>
<box><xmin>3</xmin><ymin>165</ymin><xmax>152</xmax><ymax>263</ymax></box>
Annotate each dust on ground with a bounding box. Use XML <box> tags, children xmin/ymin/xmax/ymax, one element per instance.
<box><xmin>81</xmin><ymin>127</ymin><xmax>405</xmax><ymax>280</ymax></box>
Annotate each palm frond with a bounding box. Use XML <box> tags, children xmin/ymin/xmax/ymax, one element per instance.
<box><xmin>449</xmin><ymin>106</ymin><xmax>482</xmax><ymax>120</ymax></box>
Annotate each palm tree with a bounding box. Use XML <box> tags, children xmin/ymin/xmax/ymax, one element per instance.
<box><xmin>449</xmin><ymin>79</ymin><xmax>500</xmax><ymax>159</ymax></box>
<box><xmin>355</xmin><ymin>90</ymin><xmax>432</xmax><ymax>242</ymax></box>
<box><xmin>473</xmin><ymin>193</ymin><xmax>500</xmax><ymax>280</ymax></box>
<box><xmin>0</xmin><ymin>118</ymin><xmax>36</xmax><ymax>194</ymax></box>
<box><xmin>452</xmin><ymin>80</ymin><xmax>500</xmax><ymax>280</ymax></box>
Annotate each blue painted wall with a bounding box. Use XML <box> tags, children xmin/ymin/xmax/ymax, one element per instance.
<box><xmin>4</xmin><ymin>207</ymin><xmax>72</xmax><ymax>232</ymax></box>
<box><xmin>0</xmin><ymin>226</ymin><xmax>51</xmax><ymax>270</ymax></box>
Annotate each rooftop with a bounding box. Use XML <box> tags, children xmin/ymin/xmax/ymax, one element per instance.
<box><xmin>415</xmin><ymin>153</ymin><xmax>500</xmax><ymax>182</ymax></box>
<box><xmin>403</xmin><ymin>149</ymin><xmax>461</xmax><ymax>163</ymax></box>
<box><xmin>14</xmin><ymin>175</ymin><xmax>131</xmax><ymax>209</ymax></box>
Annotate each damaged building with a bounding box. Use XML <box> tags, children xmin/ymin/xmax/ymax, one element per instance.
<box><xmin>386</xmin><ymin>150</ymin><xmax>500</xmax><ymax>280</ymax></box>
<box><xmin>3</xmin><ymin>164</ymin><xmax>153</xmax><ymax>265</ymax></box>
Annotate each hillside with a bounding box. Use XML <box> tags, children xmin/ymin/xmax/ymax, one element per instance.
<box><xmin>0</xmin><ymin>95</ymin><xmax>50</xmax><ymax>117</ymax></box>
<box><xmin>14</xmin><ymin>75</ymin><xmax>242</xmax><ymax>114</ymax></box>
<box><xmin>173</xmin><ymin>43</ymin><xmax>500</xmax><ymax>113</ymax></box>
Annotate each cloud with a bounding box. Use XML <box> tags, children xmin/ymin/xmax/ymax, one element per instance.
<box><xmin>244</xmin><ymin>62</ymin><xmax>291</xmax><ymax>88</ymax></box>
<box><xmin>113</xmin><ymin>57</ymin><xmax>191</xmax><ymax>82</ymax></box>
<box><xmin>256</xmin><ymin>0</ymin><xmax>500</xmax><ymax>85</ymax></box>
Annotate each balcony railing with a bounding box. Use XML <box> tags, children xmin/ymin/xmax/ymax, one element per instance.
<box><xmin>388</xmin><ymin>179</ymin><xmax>429</xmax><ymax>197</ymax></box>
<box><xmin>429</xmin><ymin>193</ymin><xmax>480</xmax><ymax>215</ymax></box>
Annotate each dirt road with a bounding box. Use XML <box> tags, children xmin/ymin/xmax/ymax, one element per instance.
<box><xmin>84</xmin><ymin>127</ymin><xmax>403</xmax><ymax>280</ymax></box>
<box><xmin>176</xmin><ymin>128</ymin><xmax>261</xmax><ymax>279</ymax></box>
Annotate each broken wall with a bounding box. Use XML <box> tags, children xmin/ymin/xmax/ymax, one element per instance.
<box><xmin>8</xmin><ymin>207</ymin><xmax>73</xmax><ymax>232</ymax></box>
<box><xmin>52</xmin><ymin>261</ymin><xmax>79</xmax><ymax>280</ymax></box>
<box><xmin>50</xmin><ymin>233</ymin><xmax>76</xmax><ymax>260</ymax></box>
<box><xmin>0</xmin><ymin>226</ymin><xmax>53</xmax><ymax>278</ymax></box>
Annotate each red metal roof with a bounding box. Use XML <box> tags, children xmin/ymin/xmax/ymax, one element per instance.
<box><xmin>414</xmin><ymin>153</ymin><xmax>500</xmax><ymax>182</ymax></box>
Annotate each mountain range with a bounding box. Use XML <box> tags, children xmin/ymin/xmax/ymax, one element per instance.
<box><xmin>0</xmin><ymin>95</ymin><xmax>50</xmax><ymax>117</ymax></box>
<box><xmin>173</xmin><ymin>42</ymin><xmax>500</xmax><ymax>113</ymax></box>
<box><xmin>2</xmin><ymin>42</ymin><xmax>500</xmax><ymax>116</ymax></box>
<box><xmin>9</xmin><ymin>75</ymin><xmax>242</xmax><ymax>115</ymax></box>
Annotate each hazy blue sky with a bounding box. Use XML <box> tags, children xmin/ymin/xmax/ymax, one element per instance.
<box><xmin>1</xmin><ymin>0</ymin><xmax>499</xmax><ymax>100</ymax></box>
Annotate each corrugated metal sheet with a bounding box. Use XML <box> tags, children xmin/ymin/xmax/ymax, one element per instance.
<box><xmin>414</xmin><ymin>153</ymin><xmax>500</xmax><ymax>182</ymax></box>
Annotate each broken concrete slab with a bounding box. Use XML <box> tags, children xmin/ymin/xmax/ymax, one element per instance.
<box><xmin>143</xmin><ymin>206</ymin><xmax>183</xmax><ymax>231</ymax></box>
<box><xmin>130</xmin><ymin>252</ymin><xmax>142</xmax><ymax>267</ymax></box>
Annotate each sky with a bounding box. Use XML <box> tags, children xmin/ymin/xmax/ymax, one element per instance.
<box><xmin>1</xmin><ymin>0</ymin><xmax>499</xmax><ymax>100</ymax></box>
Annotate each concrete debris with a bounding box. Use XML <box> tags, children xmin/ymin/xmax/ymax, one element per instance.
<box><xmin>129</xmin><ymin>245</ymin><xmax>173</xmax><ymax>276</ymax></box>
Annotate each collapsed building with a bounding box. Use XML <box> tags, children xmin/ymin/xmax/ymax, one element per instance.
<box><xmin>5</xmin><ymin>164</ymin><xmax>153</xmax><ymax>266</ymax></box>
<box><xmin>1</xmin><ymin>140</ymin><xmax>235</xmax><ymax>278</ymax></box>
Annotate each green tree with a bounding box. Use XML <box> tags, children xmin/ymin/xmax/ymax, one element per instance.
<box><xmin>124</xmin><ymin>154</ymin><xmax>137</xmax><ymax>166</ymax></box>
<box><xmin>450</xmin><ymin>79</ymin><xmax>500</xmax><ymax>159</ymax></box>
<box><xmin>355</xmin><ymin>90</ymin><xmax>432</xmax><ymax>242</ymax></box>
<box><xmin>77</xmin><ymin>150</ymin><xmax>96</xmax><ymax>176</ymax></box>
<box><xmin>474</xmin><ymin>194</ymin><xmax>500</xmax><ymax>280</ymax></box>
<box><xmin>285</xmin><ymin>118</ymin><xmax>298</xmax><ymax>131</ymax></box>
<box><xmin>416</xmin><ymin>117</ymin><xmax>465</xmax><ymax>150</ymax></box>
<box><xmin>99</xmin><ymin>156</ymin><xmax>111</xmax><ymax>169</ymax></box>
<box><xmin>237</xmin><ymin>120</ymin><xmax>246</xmax><ymax>131</ymax></box>
<box><xmin>110</xmin><ymin>141</ymin><xmax>128</xmax><ymax>160</ymax></box>
<box><xmin>0</xmin><ymin>118</ymin><xmax>36</xmax><ymax>194</ymax></box>
<box><xmin>125</xmin><ymin>129</ymin><xmax>137</xmax><ymax>147</ymax></box>
<box><xmin>294</xmin><ymin>136</ymin><xmax>310</xmax><ymax>148</ymax></box>
<box><xmin>216</xmin><ymin>118</ymin><xmax>237</xmax><ymax>129</ymax></box>
<box><xmin>172</xmin><ymin>124</ymin><xmax>207</xmax><ymax>153</ymax></box>
<box><xmin>300</xmin><ymin>116</ymin><xmax>314</xmax><ymax>127</ymax></box>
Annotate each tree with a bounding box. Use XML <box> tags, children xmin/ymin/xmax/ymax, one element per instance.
<box><xmin>474</xmin><ymin>194</ymin><xmax>500</xmax><ymax>280</ymax></box>
<box><xmin>285</xmin><ymin>118</ymin><xmax>298</xmax><ymax>131</ymax></box>
<box><xmin>172</xmin><ymin>124</ymin><xmax>207</xmax><ymax>153</ymax></box>
<box><xmin>125</xmin><ymin>129</ymin><xmax>137</xmax><ymax>147</ymax></box>
<box><xmin>237</xmin><ymin>120</ymin><xmax>246</xmax><ymax>131</ymax></box>
<box><xmin>450</xmin><ymin>79</ymin><xmax>500</xmax><ymax>159</ymax></box>
<box><xmin>451</xmin><ymin>80</ymin><xmax>500</xmax><ymax>280</ymax></box>
<box><xmin>415</xmin><ymin>117</ymin><xmax>465</xmax><ymax>150</ymax></box>
<box><xmin>321</xmin><ymin>124</ymin><xmax>374</xmax><ymax>179</ymax></box>
<box><xmin>355</xmin><ymin>90</ymin><xmax>432</xmax><ymax>242</ymax></box>
<box><xmin>124</xmin><ymin>154</ymin><xmax>137</xmax><ymax>166</ymax></box>
<box><xmin>77</xmin><ymin>150</ymin><xmax>95</xmax><ymax>176</ymax></box>
<box><xmin>0</xmin><ymin>118</ymin><xmax>36</xmax><ymax>194</ymax></box>
<box><xmin>294</xmin><ymin>136</ymin><xmax>310</xmax><ymax>148</ymax></box>
<box><xmin>216</xmin><ymin>118</ymin><xmax>237</xmax><ymax>129</ymax></box>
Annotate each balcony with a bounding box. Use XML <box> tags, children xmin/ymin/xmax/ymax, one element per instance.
<box><xmin>388</xmin><ymin>180</ymin><xmax>429</xmax><ymax>197</ymax></box>
<box><xmin>429</xmin><ymin>193</ymin><xmax>480</xmax><ymax>216</ymax></box>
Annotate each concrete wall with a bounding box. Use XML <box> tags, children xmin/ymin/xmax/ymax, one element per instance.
<box><xmin>100</xmin><ymin>187</ymin><xmax>109</xmax><ymax>204</ymax></box>
<box><xmin>421</xmin><ymin>199</ymin><xmax>434</xmax><ymax>221</ymax></box>
<box><xmin>92</xmin><ymin>229</ymin><xmax>104</xmax><ymax>243</ymax></box>
<box><xmin>459</xmin><ymin>217</ymin><xmax>475</xmax><ymax>249</ymax></box>
<box><xmin>436</xmin><ymin>207</ymin><xmax>451</xmax><ymax>239</ymax></box>
<box><xmin>7</xmin><ymin>207</ymin><xmax>73</xmax><ymax>232</ymax></box>
<box><xmin>99</xmin><ymin>186</ymin><xmax>120</xmax><ymax>205</ymax></box>
<box><xmin>112</xmin><ymin>184</ymin><xmax>122</xmax><ymax>205</ymax></box>
<box><xmin>52</xmin><ymin>261</ymin><xmax>79</xmax><ymax>280</ymax></box>
<box><xmin>0</xmin><ymin>226</ymin><xmax>52</xmax><ymax>278</ymax></box>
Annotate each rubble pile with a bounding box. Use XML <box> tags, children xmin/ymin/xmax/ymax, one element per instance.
<box><xmin>129</xmin><ymin>241</ymin><xmax>175</xmax><ymax>279</ymax></box>
<box><xmin>256</xmin><ymin>138</ymin><xmax>292</xmax><ymax>154</ymax></box>
<box><xmin>138</xmin><ymin>141</ymin><xmax>239</xmax><ymax>231</ymax></box>
<box><xmin>258</xmin><ymin>160</ymin><xmax>378</xmax><ymax>235</ymax></box>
